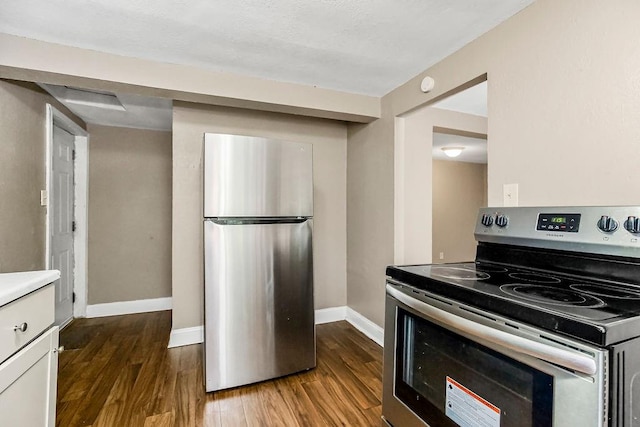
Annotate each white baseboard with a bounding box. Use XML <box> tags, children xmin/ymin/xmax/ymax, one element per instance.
<box><xmin>168</xmin><ymin>325</ymin><xmax>204</xmax><ymax>348</ymax></box>
<box><xmin>86</xmin><ymin>297</ymin><xmax>172</xmax><ymax>318</ymax></box>
<box><xmin>166</xmin><ymin>305</ymin><xmax>384</xmax><ymax>349</ymax></box>
<box><xmin>346</xmin><ymin>307</ymin><xmax>384</xmax><ymax>347</ymax></box>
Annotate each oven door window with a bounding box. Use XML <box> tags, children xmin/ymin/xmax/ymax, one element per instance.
<box><xmin>395</xmin><ymin>308</ymin><xmax>553</xmax><ymax>427</ymax></box>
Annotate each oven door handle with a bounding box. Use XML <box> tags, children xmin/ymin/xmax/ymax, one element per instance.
<box><xmin>387</xmin><ymin>285</ymin><xmax>597</xmax><ymax>375</ymax></box>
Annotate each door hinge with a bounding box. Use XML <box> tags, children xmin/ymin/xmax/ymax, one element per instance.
<box><xmin>72</xmin><ymin>292</ymin><xmax>76</xmax><ymax>303</ymax></box>
<box><xmin>72</xmin><ymin>221</ymin><xmax>76</xmax><ymax>232</ymax></box>
<box><xmin>72</xmin><ymin>150</ymin><xmax>76</xmax><ymax>161</ymax></box>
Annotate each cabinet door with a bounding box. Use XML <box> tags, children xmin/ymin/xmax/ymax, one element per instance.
<box><xmin>0</xmin><ymin>326</ymin><xmax>59</xmax><ymax>426</ymax></box>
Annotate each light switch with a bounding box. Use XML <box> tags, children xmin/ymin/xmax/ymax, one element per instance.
<box><xmin>40</xmin><ymin>190</ymin><xmax>48</xmax><ymax>206</ymax></box>
<box><xmin>503</xmin><ymin>184</ymin><xmax>518</xmax><ymax>207</ymax></box>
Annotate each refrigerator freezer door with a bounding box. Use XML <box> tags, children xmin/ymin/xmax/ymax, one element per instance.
<box><xmin>204</xmin><ymin>219</ymin><xmax>315</xmax><ymax>391</ymax></box>
<box><xmin>204</xmin><ymin>133</ymin><xmax>313</xmax><ymax>218</ymax></box>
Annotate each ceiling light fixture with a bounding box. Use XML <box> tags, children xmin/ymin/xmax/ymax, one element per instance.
<box><xmin>441</xmin><ymin>147</ymin><xmax>465</xmax><ymax>158</ymax></box>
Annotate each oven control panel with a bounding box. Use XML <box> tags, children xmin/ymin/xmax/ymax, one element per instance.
<box><xmin>475</xmin><ymin>206</ymin><xmax>640</xmax><ymax>258</ymax></box>
<box><xmin>536</xmin><ymin>214</ymin><xmax>581</xmax><ymax>232</ymax></box>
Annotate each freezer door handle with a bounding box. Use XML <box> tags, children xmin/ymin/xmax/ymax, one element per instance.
<box><xmin>207</xmin><ymin>217</ymin><xmax>310</xmax><ymax>225</ymax></box>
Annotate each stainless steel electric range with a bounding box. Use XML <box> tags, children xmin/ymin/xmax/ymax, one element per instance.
<box><xmin>383</xmin><ymin>206</ymin><xmax>640</xmax><ymax>427</ymax></box>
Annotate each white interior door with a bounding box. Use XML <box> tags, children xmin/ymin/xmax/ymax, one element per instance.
<box><xmin>51</xmin><ymin>125</ymin><xmax>74</xmax><ymax>326</ymax></box>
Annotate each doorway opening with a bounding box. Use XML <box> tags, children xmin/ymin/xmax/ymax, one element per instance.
<box><xmin>431</xmin><ymin>129</ymin><xmax>487</xmax><ymax>263</ymax></box>
<box><xmin>394</xmin><ymin>77</ymin><xmax>487</xmax><ymax>265</ymax></box>
<box><xmin>46</xmin><ymin>104</ymin><xmax>89</xmax><ymax>326</ymax></box>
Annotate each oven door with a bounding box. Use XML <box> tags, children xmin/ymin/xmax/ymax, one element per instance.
<box><xmin>383</xmin><ymin>281</ymin><xmax>608</xmax><ymax>427</ymax></box>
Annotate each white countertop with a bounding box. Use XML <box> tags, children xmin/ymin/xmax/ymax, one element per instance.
<box><xmin>0</xmin><ymin>270</ymin><xmax>60</xmax><ymax>307</ymax></box>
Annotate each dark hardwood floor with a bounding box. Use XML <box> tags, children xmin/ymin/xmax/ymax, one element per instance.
<box><xmin>56</xmin><ymin>311</ymin><xmax>383</xmax><ymax>426</ymax></box>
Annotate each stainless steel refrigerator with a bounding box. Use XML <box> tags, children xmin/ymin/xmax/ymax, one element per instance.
<box><xmin>203</xmin><ymin>133</ymin><xmax>315</xmax><ymax>392</ymax></box>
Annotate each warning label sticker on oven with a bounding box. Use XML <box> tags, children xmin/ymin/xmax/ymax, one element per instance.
<box><xmin>445</xmin><ymin>376</ymin><xmax>501</xmax><ymax>427</ymax></box>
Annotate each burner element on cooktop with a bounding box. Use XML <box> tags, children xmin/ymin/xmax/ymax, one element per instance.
<box><xmin>508</xmin><ymin>272</ymin><xmax>561</xmax><ymax>284</ymax></box>
<box><xmin>570</xmin><ymin>283</ymin><xmax>640</xmax><ymax>300</ymax></box>
<box><xmin>500</xmin><ymin>284</ymin><xmax>606</xmax><ymax>308</ymax></box>
<box><xmin>430</xmin><ymin>267</ymin><xmax>490</xmax><ymax>281</ymax></box>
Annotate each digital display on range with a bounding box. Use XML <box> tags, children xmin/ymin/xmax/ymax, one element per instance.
<box><xmin>537</xmin><ymin>213</ymin><xmax>581</xmax><ymax>232</ymax></box>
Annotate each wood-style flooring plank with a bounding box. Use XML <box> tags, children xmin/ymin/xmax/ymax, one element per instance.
<box><xmin>55</xmin><ymin>401</ymin><xmax>76</xmax><ymax>427</ymax></box>
<box><xmin>329</xmin><ymin>339</ymin><xmax>384</xmax><ymax>399</ymax></box>
<box><xmin>317</xmin><ymin>370</ymin><xmax>376</xmax><ymax>427</ymax></box>
<box><xmin>301</xmin><ymin>379</ymin><xmax>354</xmax><ymax>426</ymax></box>
<box><xmin>67</xmin><ymin>335</ymin><xmax>138</xmax><ymax>426</ymax></box>
<box><xmin>149</xmin><ymin>347</ymin><xmax>182</xmax><ymax>416</ymax></box>
<box><xmin>91</xmin><ymin>362</ymin><xmax>142</xmax><ymax>427</ymax></box>
<box><xmin>175</xmin><ymin>368</ymin><xmax>199</xmax><ymax>426</ymax></box>
<box><xmin>274</xmin><ymin>376</ymin><xmax>327</xmax><ymax>426</ymax></box>
<box><xmin>204</xmin><ymin>386</ymin><xmax>247</xmax><ymax>427</ymax></box>
<box><xmin>124</xmin><ymin>341</ymin><xmax>165</xmax><ymax>422</ymax></box>
<box><xmin>215</xmin><ymin>387</ymin><xmax>245</xmax><ymax>412</ymax></box>
<box><xmin>318</xmin><ymin>344</ymin><xmax>380</xmax><ymax>409</ymax></box>
<box><xmin>257</xmin><ymin>380</ymin><xmax>301</xmax><ymax>427</ymax></box>
<box><xmin>197</xmin><ymin>399</ymin><xmax>222</xmax><ymax>427</ymax></box>
<box><xmin>57</xmin><ymin>313</ymin><xmax>383</xmax><ymax>427</ymax></box>
<box><xmin>362</xmin><ymin>405</ymin><xmax>384</xmax><ymax>426</ymax></box>
<box><xmin>143</xmin><ymin>412</ymin><xmax>174</xmax><ymax>427</ymax></box>
<box><xmin>239</xmin><ymin>385</ymin><xmax>270</xmax><ymax>427</ymax></box>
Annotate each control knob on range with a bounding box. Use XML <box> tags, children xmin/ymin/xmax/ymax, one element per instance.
<box><xmin>495</xmin><ymin>214</ymin><xmax>509</xmax><ymax>228</ymax></box>
<box><xmin>481</xmin><ymin>214</ymin><xmax>494</xmax><ymax>227</ymax></box>
<box><xmin>624</xmin><ymin>216</ymin><xmax>640</xmax><ymax>234</ymax></box>
<box><xmin>597</xmin><ymin>215</ymin><xmax>618</xmax><ymax>233</ymax></box>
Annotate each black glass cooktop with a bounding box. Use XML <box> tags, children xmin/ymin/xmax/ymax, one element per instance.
<box><xmin>387</xmin><ymin>261</ymin><xmax>640</xmax><ymax>346</ymax></box>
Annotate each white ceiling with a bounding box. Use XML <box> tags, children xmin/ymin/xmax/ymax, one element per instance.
<box><xmin>5</xmin><ymin>1</ymin><xmax>524</xmax><ymax>132</ymax></box>
<box><xmin>2</xmin><ymin>0</ymin><xmax>533</xmax><ymax>97</ymax></box>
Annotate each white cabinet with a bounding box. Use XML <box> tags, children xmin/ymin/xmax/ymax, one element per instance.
<box><xmin>0</xmin><ymin>274</ymin><xmax>59</xmax><ymax>427</ymax></box>
<box><xmin>0</xmin><ymin>285</ymin><xmax>56</xmax><ymax>363</ymax></box>
<box><xmin>0</xmin><ymin>325</ymin><xmax>59</xmax><ymax>426</ymax></box>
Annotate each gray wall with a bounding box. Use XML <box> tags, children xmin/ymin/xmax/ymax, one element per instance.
<box><xmin>0</xmin><ymin>80</ymin><xmax>84</xmax><ymax>273</ymax></box>
<box><xmin>432</xmin><ymin>160</ymin><xmax>487</xmax><ymax>264</ymax></box>
<box><xmin>87</xmin><ymin>124</ymin><xmax>172</xmax><ymax>304</ymax></box>
<box><xmin>347</xmin><ymin>114</ymin><xmax>394</xmax><ymax>327</ymax></box>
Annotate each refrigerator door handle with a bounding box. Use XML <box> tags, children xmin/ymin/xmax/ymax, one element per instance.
<box><xmin>207</xmin><ymin>217</ymin><xmax>310</xmax><ymax>225</ymax></box>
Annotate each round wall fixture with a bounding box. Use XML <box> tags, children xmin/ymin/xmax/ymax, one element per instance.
<box><xmin>420</xmin><ymin>76</ymin><xmax>435</xmax><ymax>93</ymax></box>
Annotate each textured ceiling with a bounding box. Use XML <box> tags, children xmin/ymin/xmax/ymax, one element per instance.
<box><xmin>1</xmin><ymin>0</ymin><xmax>533</xmax><ymax>97</ymax></box>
